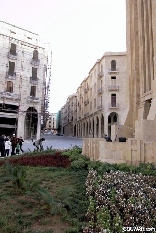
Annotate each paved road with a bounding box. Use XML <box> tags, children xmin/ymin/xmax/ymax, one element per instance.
<box><xmin>22</xmin><ymin>135</ymin><xmax>83</xmax><ymax>152</ymax></box>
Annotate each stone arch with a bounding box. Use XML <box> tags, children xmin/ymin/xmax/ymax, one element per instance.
<box><xmin>101</xmin><ymin>113</ymin><xmax>104</xmax><ymax>137</ymax></box>
<box><xmin>89</xmin><ymin>119</ymin><xmax>92</xmax><ymax>137</ymax></box>
<box><xmin>83</xmin><ymin>122</ymin><xmax>85</xmax><ymax>137</ymax></box>
<box><xmin>107</xmin><ymin>112</ymin><xmax>119</xmax><ymax>138</ymax></box>
<box><xmin>86</xmin><ymin>121</ymin><xmax>89</xmax><ymax>138</ymax></box>
<box><xmin>92</xmin><ymin>117</ymin><xmax>95</xmax><ymax>138</ymax></box>
<box><xmin>25</xmin><ymin>107</ymin><xmax>38</xmax><ymax>139</ymax></box>
<box><xmin>96</xmin><ymin>116</ymin><xmax>99</xmax><ymax>137</ymax></box>
<box><xmin>73</xmin><ymin>124</ymin><xmax>76</xmax><ymax>137</ymax></box>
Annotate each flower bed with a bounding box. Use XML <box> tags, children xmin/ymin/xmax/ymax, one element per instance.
<box><xmin>0</xmin><ymin>152</ymin><xmax>70</xmax><ymax>168</ymax></box>
<box><xmin>84</xmin><ymin>169</ymin><xmax>156</xmax><ymax>233</ymax></box>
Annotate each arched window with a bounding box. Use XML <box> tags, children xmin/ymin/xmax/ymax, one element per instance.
<box><xmin>33</xmin><ymin>49</ymin><xmax>38</xmax><ymax>60</ymax></box>
<box><xmin>111</xmin><ymin>60</ymin><xmax>116</xmax><ymax>71</ymax></box>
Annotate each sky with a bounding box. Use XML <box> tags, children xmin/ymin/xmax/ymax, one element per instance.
<box><xmin>1</xmin><ymin>0</ymin><xmax>126</xmax><ymax>113</ymax></box>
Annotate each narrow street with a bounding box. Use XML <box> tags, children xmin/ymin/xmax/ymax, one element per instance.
<box><xmin>22</xmin><ymin>135</ymin><xmax>83</xmax><ymax>152</ymax></box>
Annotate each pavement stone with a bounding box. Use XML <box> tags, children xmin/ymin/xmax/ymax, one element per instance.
<box><xmin>22</xmin><ymin>135</ymin><xmax>83</xmax><ymax>152</ymax></box>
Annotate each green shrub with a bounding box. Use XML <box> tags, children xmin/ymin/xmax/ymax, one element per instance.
<box><xmin>4</xmin><ymin>163</ymin><xmax>27</xmax><ymax>190</ymax></box>
<box><xmin>136</xmin><ymin>163</ymin><xmax>156</xmax><ymax>175</ymax></box>
<box><xmin>65</xmin><ymin>227</ymin><xmax>80</xmax><ymax>233</ymax></box>
<box><xmin>71</xmin><ymin>158</ymin><xmax>88</xmax><ymax>169</ymax></box>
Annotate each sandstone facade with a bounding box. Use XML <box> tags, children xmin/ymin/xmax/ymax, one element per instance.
<box><xmin>60</xmin><ymin>52</ymin><xmax>128</xmax><ymax>140</ymax></box>
<box><xmin>0</xmin><ymin>21</ymin><xmax>51</xmax><ymax>139</ymax></box>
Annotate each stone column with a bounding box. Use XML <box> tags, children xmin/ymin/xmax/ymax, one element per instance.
<box><xmin>99</xmin><ymin>116</ymin><xmax>101</xmax><ymax>138</ymax></box>
<box><xmin>104</xmin><ymin>119</ymin><xmax>108</xmax><ymax>136</ymax></box>
<box><xmin>17</xmin><ymin>112</ymin><xmax>25</xmax><ymax>139</ymax></box>
<box><xmin>36</xmin><ymin>114</ymin><xmax>41</xmax><ymax>140</ymax></box>
<box><xmin>94</xmin><ymin>118</ymin><xmax>97</xmax><ymax>138</ymax></box>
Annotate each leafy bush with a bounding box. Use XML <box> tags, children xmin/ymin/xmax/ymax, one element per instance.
<box><xmin>136</xmin><ymin>162</ymin><xmax>156</xmax><ymax>175</ymax></box>
<box><xmin>4</xmin><ymin>163</ymin><xmax>27</xmax><ymax>190</ymax></box>
<box><xmin>65</xmin><ymin>227</ymin><xmax>80</xmax><ymax>233</ymax></box>
<box><xmin>71</xmin><ymin>158</ymin><xmax>88</xmax><ymax>169</ymax></box>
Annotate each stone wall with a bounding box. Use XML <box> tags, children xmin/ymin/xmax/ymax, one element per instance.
<box><xmin>82</xmin><ymin>138</ymin><xmax>156</xmax><ymax>166</ymax></box>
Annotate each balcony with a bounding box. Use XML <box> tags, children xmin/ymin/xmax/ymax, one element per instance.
<box><xmin>84</xmin><ymin>99</ymin><xmax>89</xmax><ymax>105</ymax></box>
<box><xmin>84</xmin><ymin>112</ymin><xmax>89</xmax><ymax>117</ymax></box>
<box><xmin>5</xmin><ymin>72</ymin><xmax>16</xmax><ymax>80</ymax></box>
<box><xmin>97</xmin><ymin>105</ymin><xmax>103</xmax><ymax>110</ymax></box>
<box><xmin>84</xmin><ymin>87</ymin><xmax>89</xmax><ymax>93</ymax></box>
<box><xmin>27</xmin><ymin>96</ymin><xmax>40</xmax><ymax>103</ymax></box>
<box><xmin>30</xmin><ymin>77</ymin><xmax>39</xmax><ymax>85</ymax></box>
<box><xmin>30</xmin><ymin>58</ymin><xmax>40</xmax><ymax>67</ymax></box>
<box><xmin>108</xmin><ymin>103</ymin><xmax>119</xmax><ymax>109</ymax></box>
<box><xmin>7</xmin><ymin>52</ymin><xmax>17</xmax><ymax>60</ymax></box>
<box><xmin>108</xmin><ymin>84</ymin><xmax>120</xmax><ymax>91</ymax></box>
<box><xmin>108</xmin><ymin>68</ymin><xmax>119</xmax><ymax>74</ymax></box>
<box><xmin>0</xmin><ymin>91</ymin><xmax>20</xmax><ymax>100</ymax></box>
<box><xmin>98</xmin><ymin>71</ymin><xmax>103</xmax><ymax>78</ymax></box>
<box><xmin>98</xmin><ymin>87</ymin><xmax>103</xmax><ymax>94</ymax></box>
<box><xmin>44</xmin><ymin>95</ymin><xmax>49</xmax><ymax>100</ymax></box>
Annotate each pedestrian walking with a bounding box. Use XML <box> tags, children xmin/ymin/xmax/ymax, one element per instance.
<box><xmin>18</xmin><ymin>136</ymin><xmax>24</xmax><ymax>153</ymax></box>
<box><xmin>10</xmin><ymin>134</ymin><xmax>18</xmax><ymax>156</ymax></box>
<box><xmin>5</xmin><ymin>137</ymin><xmax>11</xmax><ymax>157</ymax></box>
<box><xmin>33</xmin><ymin>138</ymin><xmax>45</xmax><ymax>151</ymax></box>
<box><xmin>16</xmin><ymin>140</ymin><xmax>20</xmax><ymax>155</ymax></box>
<box><xmin>0</xmin><ymin>134</ymin><xmax>5</xmax><ymax>157</ymax></box>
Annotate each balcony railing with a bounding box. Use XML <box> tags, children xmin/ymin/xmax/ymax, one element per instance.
<box><xmin>98</xmin><ymin>71</ymin><xmax>103</xmax><ymax>78</ymax></box>
<box><xmin>84</xmin><ymin>87</ymin><xmax>89</xmax><ymax>93</ymax></box>
<box><xmin>30</xmin><ymin>77</ymin><xmax>39</xmax><ymax>85</ymax></box>
<box><xmin>97</xmin><ymin>105</ymin><xmax>103</xmax><ymax>110</ymax></box>
<box><xmin>108</xmin><ymin>68</ymin><xmax>119</xmax><ymax>74</ymax></box>
<box><xmin>0</xmin><ymin>91</ymin><xmax>20</xmax><ymax>100</ymax></box>
<box><xmin>7</xmin><ymin>52</ymin><xmax>17</xmax><ymax>60</ymax></box>
<box><xmin>27</xmin><ymin>96</ymin><xmax>40</xmax><ymax>103</ymax></box>
<box><xmin>30</xmin><ymin>58</ymin><xmax>40</xmax><ymax>66</ymax></box>
<box><xmin>84</xmin><ymin>99</ymin><xmax>89</xmax><ymax>105</ymax></box>
<box><xmin>6</xmin><ymin>72</ymin><xmax>16</xmax><ymax>80</ymax></box>
<box><xmin>108</xmin><ymin>103</ymin><xmax>119</xmax><ymax>109</ymax></box>
<box><xmin>98</xmin><ymin>87</ymin><xmax>103</xmax><ymax>94</ymax></box>
<box><xmin>108</xmin><ymin>84</ymin><xmax>119</xmax><ymax>91</ymax></box>
<box><xmin>84</xmin><ymin>112</ymin><xmax>89</xmax><ymax>117</ymax></box>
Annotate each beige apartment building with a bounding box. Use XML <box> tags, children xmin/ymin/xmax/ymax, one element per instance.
<box><xmin>60</xmin><ymin>94</ymin><xmax>77</xmax><ymax>136</ymax></box>
<box><xmin>124</xmin><ymin>0</ymin><xmax>156</xmax><ymax>142</ymax></box>
<box><xmin>60</xmin><ymin>52</ymin><xmax>128</xmax><ymax>140</ymax></box>
<box><xmin>0</xmin><ymin>21</ymin><xmax>51</xmax><ymax>139</ymax></box>
<box><xmin>46</xmin><ymin>113</ymin><xmax>57</xmax><ymax>133</ymax></box>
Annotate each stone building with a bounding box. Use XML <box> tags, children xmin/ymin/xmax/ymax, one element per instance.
<box><xmin>60</xmin><ymin>52</ymin><xmax>128</xmax><ymax>140</ymax></box>
<box><xmin>0</xmin><ymin>21</ymin><xmax>51</xmax><ymax>139</ymax></box>
<box><xmin>124</xmin><ymin>0</ymin><xmax>156</xmax><ymax>142</ymax></box>
<box><xmin>60</xmin><ymin>94</ymin><xmax>77</xmax><ymax>136</ymax></box>
<box><xmin>46</xmin><ymin>113</ymin><xmax>57</xmax><ymax>133</ymax></box>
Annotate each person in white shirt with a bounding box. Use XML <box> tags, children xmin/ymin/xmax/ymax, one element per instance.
<box><xmin>5</xmin><ymin>137</ymin><xmax>12</xmax><ymax>157</ymax></box>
